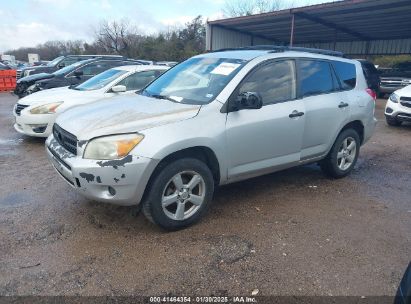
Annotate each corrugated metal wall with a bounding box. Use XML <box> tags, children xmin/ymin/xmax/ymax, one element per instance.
<box><xmin>296</xmin><ymin>40</ymin><xmax>411</xmax><ymax>55</ymax></box>
<box><xmin>206</xmin><ymin>25</ymin><xmax>274</xmax><ymax>50</ymax></box>
<box><xmin>207</xmin><ymin>25</ymin><xmax>411</xmax><ymax>55</ymax></box>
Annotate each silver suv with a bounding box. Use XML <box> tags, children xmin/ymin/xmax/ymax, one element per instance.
<box><xmin>46</xmin><ymin>47</ymin><xmax>377</xmax><ymax>230</ymax></box>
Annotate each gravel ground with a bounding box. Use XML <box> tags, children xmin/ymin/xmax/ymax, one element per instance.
<box><xmin>0</xmin><ymin>93</ymin><xmax>410</xmax><ymax>297</ymax></box>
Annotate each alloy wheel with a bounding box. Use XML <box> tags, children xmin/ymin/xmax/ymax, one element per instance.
<box><xmin>161</xmin><ymin>171</ymin><xmax>206</xmax><ymax>221</ymax></box>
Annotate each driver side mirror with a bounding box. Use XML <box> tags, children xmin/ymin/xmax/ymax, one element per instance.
<box><xmin>111</xmin><ymin>85</ymin><xmax>127</xmax><ymax>93</ymax></box>
<box><xmin>57</xmin><ymin>63</ymin><xmax>65</xmax><ymax>69</ymax></box>
<box><xmin>230</xmin><ymin>92</ymin><xmax>263</xmax><ymax>112</ymax></box>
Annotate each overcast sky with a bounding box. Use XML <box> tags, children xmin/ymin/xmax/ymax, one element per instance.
<box><xmin>0</xmin><ymin>0</ymin><xmax>334</xmax><ymax>52</ymax></box>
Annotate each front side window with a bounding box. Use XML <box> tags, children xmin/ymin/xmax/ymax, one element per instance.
<box><xmin>298</xmin><ymin>60</ymin><xmax>334</xmax><ymax>97</ymax></box>
<box><xmin>332</xmin><ymin>61</ymin><xmax>357</xmax><ymax>90</ymax></box>
<box><xmin>47</xmin><ymin>56</ymin><xmax>64</xmax><ymax>67</ymax></box>
<box><xmin>238</xmin><ymin>60</ymin><xmax>296</xmax><ymax>105</ymax></box>
<box><xmin>117</xmin><ymin>70</ymin><xmax>160</xmax><ymax>91</ymax></box>
<box><xmin>141</xmin><ymin>57</ymin><xmax>247</xmax><ymax>105</ymax></box>
<box><xmin>72</xmin><ymin>69</ymin><xmax>127</xmax><ymax>91</ymax></box>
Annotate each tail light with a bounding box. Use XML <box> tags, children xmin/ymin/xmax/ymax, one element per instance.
<box><xmin>366</xmin><ymin>88</ymin><xmax>377</xmax><ymax>101</ymax></box>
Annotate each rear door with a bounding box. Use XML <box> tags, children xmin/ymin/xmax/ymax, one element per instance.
<box><xmin>225</xmin><ymin>59</ymin><xmax>305</xmax><ymax>180</ymax></box>
<box><xmin>298</xmin><ymin>59</ymin><xmax>351</xmax><ymax>160</ymax></box>
<box><xmin>114</xmin><ymin>70</ymin><xmax>161</xmax><ymax>93</ymax></box>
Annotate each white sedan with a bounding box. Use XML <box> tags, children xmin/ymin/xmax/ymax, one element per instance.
<box><xmin>385</xmin><ymin>85</ymin><xmax>411</xmax><ymax>126</ymax></box>
<box><xmin>13</xmin><ymin>65</ymin><xmax>169</xmax><ymax>137</ymax></box>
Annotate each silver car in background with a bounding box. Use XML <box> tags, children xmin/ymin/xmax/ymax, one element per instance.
<box><xmin>46</xmin><ymin>47</ymin><xmax>377</xmax><ymax>230</ymax></box>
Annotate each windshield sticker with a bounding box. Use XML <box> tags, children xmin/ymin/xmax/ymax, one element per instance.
<box><xmin>206</xmin><ymin>94</ymin><xmax>214</xmax><ymax>98</ymax></box>
<box><xmin>210</xmin><ymin>63</ymin><xmax>241</xmax><ymax>76</ymax></box>
<box><xmin>169</xmin><ymin>96</ymin><xmax>183</xmax><ymax>102</ymax></box>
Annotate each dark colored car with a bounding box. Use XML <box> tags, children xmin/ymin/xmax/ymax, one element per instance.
<box><xmin>380</xmin><ymin>61</ymin><xmax>411</xmax><ymax>96</ymax></box>
<box><xmin>357</xmin><ymin>59</ymin><xmax>380</xmax><ymax>95</ymax></box>
<box><xmin>14</xmin><ymin>58</ymin><xmax>144</xmax><ymax>98</ymax></box>
<box><xmin>395</xmin><ymin>262</ymin><xmax>411</xmax><ymax>304</ymax></box>
<box><xmin>0</xmin><ymin>62</ymin><xmax>11</xmax><ymax>71</ymax></box>
<box><xmin>16</xmin><ymin>54</ymin><xmax>126</xmax><ymax>80</ymax></box>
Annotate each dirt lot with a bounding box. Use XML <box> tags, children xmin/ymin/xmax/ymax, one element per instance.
<box><xmin>0</xmin><ymin>93</ymin><xmax>410</xmax><ymax>297</ymax></box>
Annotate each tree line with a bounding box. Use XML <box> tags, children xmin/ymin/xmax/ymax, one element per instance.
<box><xmin>6</xmin><ymin>0</ymin><xmax>312</xmax><ymax>63</ymax></box>
<box><xmin>6</xmin><ymin>16</ymin><xmax>206</xmax><ymax>62</ymax></box>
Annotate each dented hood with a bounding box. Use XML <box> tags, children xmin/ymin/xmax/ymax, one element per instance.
<box><xmin>55</xmin><ymin>94</ymin><xmax>201</xmax><ymax>140</ymax></box>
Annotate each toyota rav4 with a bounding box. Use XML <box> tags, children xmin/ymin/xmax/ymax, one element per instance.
<box><xmin>45</xmin><ymin>46</ymin><xmax>377</xmax><ymax>230</ymax></box>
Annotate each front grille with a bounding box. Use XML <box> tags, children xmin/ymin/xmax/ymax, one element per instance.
<box><xmin>15</xmin><ymin>104</ymin><xmax>29</xmax><ymax>116</ymax></box>
<box><xmin>16</xmin><ymin>70</ymin><xmax>22</xmax><ymax>80</ymax></box>
<box><xmin>400</xmin><ymin>96</ymin><xmax>411</xmax><ymax>101</ymax></box>
<box><xmin>53</xmin><ymin>124</ymin><xmax>78</xmax><ymax>155</ymax></box>
<box><xmin>380</xmin><ymin>82</ymin><xmax>402</xmax><ymax>87</ymax></box>
<box><xmin>381</xmin><ymin>78</ymin><xmax>410</xmax><ymax>88</ymax></box>
<box><xmin>397</xmin><ymin>113</ymin><xmax>411</xmax><ymax>121</ymax></box>
<box><xmin>400</xmin><ymin>101</ymin><xmax>411</xmax><ymax>108</ymax></box>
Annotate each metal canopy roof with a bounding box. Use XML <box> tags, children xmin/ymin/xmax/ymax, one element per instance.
<box><xmin>208</xmin><ymin>0</ymin><xmax>411</xmax><ymax>45</ymax></box>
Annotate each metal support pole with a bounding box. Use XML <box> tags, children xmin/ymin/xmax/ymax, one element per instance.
<box><xmin>290</xmin><ymin>14</ymin><xmax>295</xmax><ymax>46</ymax></box>
<box><xmin>365</xmin><ymin>41</ymin><xmax>371</xmax><ymax>59</ymax></box>
<box><xmin>333</xmin><ymin>29</ymin><xmax>338</xmax><ymax>51</ymax></box>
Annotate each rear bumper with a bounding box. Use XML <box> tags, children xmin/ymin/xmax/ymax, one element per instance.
<box><xmin>45</xmin><ymin>135</ymin><xmax>159</xmax><ymax>206</ymax></box>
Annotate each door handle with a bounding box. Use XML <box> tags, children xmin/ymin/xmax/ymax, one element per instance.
<box><xmin>338</xmin><ymin>102</ymin><xmax>349</xmax><ymax>108</ymax></box>
<box><xmin>289</xmin><ymin>110</ymin><xmax>305</xmax><ymax>118</ymax></box>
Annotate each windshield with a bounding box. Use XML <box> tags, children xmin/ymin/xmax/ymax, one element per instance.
<box><xmin>141</xmin><ymin>57</ymin><xmax>247</xmax><ymax>105</ymax></box>
<box><xmin>73</xmin><ymin>69</ymin><xmax>127</xmax><ymax>91</ymax></box>
<box><xmin>47</xmin><ymin>56</ymin><xmax>64</xmax><ymax>67</ymax></box>
<box><xmin>53</xmin><ymin>60</ymin><xmax>89</xmax><ymax>76</ymax></box>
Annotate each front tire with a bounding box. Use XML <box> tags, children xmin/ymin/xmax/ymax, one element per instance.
<box><xmin>142</xmin><ymin>158</ymin><xmax>214</xmax><ymax>231</ymax></box>
<box><xmin>320</xmin><ymin>129</ymin><xmax>360</xmax><ymax>179</ymax></box>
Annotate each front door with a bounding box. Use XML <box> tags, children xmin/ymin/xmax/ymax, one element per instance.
<box><xmin>225</xmin><ymin>59</ymin><xmax>305</xmax><ymax>180</ymax></box>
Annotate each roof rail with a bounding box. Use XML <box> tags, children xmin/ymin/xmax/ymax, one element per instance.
<box><xmin>211</xmin><ymin>45</ymin><xmax>345</xmax><ymax>57</ymax></box>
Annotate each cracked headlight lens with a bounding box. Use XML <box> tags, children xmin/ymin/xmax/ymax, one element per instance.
<box><xmin>83</xmin><ymin>133</ymin><xmax>144</xmax><ymax>160</ymax></box>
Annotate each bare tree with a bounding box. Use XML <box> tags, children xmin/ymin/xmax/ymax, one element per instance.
<box><xmin>94</xmin><ymin>19</ymin><xmax>140</xmax><ymax>57</ymax></box>
<box><xmin>223</xmin><ymin>0</ymin><xmax>301</xmax><ymax>17</ymax></box>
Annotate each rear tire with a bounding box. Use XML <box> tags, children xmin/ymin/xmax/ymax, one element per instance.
<box><xmin>142</xmin><ymin>158</ymin><xmax>214</xmax><ymax>231</ymax></box>
<box><xmin>320</xmin><ymin>129</ymin><xmax>360</xmax><ymax>179</ymax></box>
<box><xmin>386</xmin><ymin>116</ymin><xmax>402</xmax><ymax>126</ymax></box>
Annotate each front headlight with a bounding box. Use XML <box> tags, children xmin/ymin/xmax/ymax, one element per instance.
<box><xmin>83</xmin><ymin>133</ymin><xmax>144</xmax><ymax>160</ymax></box>
<box><xmin>24</xmin><ymin>69</ymin><xmax>35</xmax><ymax>77</ymax></box>
<box><xmin>389</xmin><ymin>93</ymin><xmax>399</xmax><ymax>103</ymax></box>
<box><xmin>30</xmin><ymin>102</ymin><xmax>63</xmax><ymax>114</ymax></box>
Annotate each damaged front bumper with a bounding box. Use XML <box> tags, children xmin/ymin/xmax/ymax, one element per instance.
<box><xmin>45</xmin><ymin>135</ymin><xmax>159</xmax><ymax>206</ymax></box>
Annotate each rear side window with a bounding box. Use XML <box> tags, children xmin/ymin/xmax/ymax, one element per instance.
<box><xmin>77</xmin><ymin>62</ymin><xmax>109</xmax><ymax>76</ymax></box>
<box><xmin>298</xmin><ymin>60</ymin><xmax>334</xmax><ymax>97</ymax></box>
<box><xmin>332</xmin><ymin>61</ymin><xmax>357</xmax><ymax>90</ymax></box>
